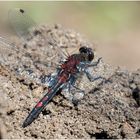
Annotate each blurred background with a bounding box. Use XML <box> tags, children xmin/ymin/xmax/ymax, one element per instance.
<box><xmin>0</xmin><ymin>1</ymin><xmax>140</xmax><ymax>71</ymax></box>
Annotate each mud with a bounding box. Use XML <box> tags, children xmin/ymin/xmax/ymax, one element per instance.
<box><xmin>0</xmin><ymin>24</ymin><xmax>140</xmax><ymax>139</ymax></box>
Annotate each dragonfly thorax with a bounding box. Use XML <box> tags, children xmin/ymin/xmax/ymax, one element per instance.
<box><xmin>61</xmin><ymin>54</ymin><xmax>80</xmax><ymax>74</ymax></box>
<box><xmin>79</xmin><ymin>47</ymin><xmax>94</xmax><ymax>62</ymax></box>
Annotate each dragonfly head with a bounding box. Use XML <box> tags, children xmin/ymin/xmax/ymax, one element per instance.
<box><xmin>79</xmin><ymin>46</ymin><xmax>94</xmax><ymax>61</ymax></box>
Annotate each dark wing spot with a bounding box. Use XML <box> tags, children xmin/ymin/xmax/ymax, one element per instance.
<box><xmin>19</xmin><ymin>9</ymin><xmax>25</xmax><ymax>14</ymax></box>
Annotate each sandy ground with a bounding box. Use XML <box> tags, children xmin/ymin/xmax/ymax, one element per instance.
<box><xmin>0</xmin><ymin>24</ymin><xmax>140</xmax><ymax>139</ymax></box>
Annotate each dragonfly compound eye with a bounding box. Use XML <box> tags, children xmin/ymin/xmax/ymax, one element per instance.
<box><xmin>88</xmin><ymin>49</ymin><xmax>94</xmax><ymax>61</ymax></box>
<box><xmin>79</xmin><ymin>46</ymin><xmax>94</xmax><ymax>61</ymax></box>
<box><xmin>79</xmin><ymin>46</ymin><xmax>88</xmax><ymax>53</ymax></box>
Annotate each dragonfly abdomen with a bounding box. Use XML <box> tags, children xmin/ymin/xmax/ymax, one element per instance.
<box><xmin>22</xmin><ymin>82</ymin><xmax>63</xmax><ymax>127</ymax></box>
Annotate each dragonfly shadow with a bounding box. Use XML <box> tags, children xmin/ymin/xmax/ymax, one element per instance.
<box><xmin>89</xmin><ymin>77</ymin><xmax>112</xmax><ymax>94</ymax></box>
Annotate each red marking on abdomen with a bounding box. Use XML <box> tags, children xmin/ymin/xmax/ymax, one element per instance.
<box><xmin>36</xmin><ymin>102</ymin><xmax>43</xmax><ymax>108</ymax></box>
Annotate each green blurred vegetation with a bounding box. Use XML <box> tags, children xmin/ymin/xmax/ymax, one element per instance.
<box><xmin>0</xmin><ymin>1</ymin><xmax>140</xmax><ymax>40</ymax></box>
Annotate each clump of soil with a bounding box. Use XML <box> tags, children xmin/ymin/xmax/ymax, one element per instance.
<box><xmin>0</xmin><ymin>24</ymin><xmax>140</xmax><ymax>139</ymax></box>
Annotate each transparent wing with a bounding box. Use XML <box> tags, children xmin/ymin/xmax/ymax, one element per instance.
<box><xmin>8</xmin><ymin>8</ymin><xmax>37</xmax><ymax>42</ymax></box>
<box><xmin>0</xmin><ymin>8</ymin><xmax>79</xmax><ymax>86</ymax></box>
<box><xmin>0</xmin><ymin>36</ymin><xmax>18</xmax><ymax>67</ymax></box>
<box><xmin>8</xmin><ymin>8</ymin><xmax>68</xmax><ymax>61</ymax></box>
<box><xmin>1</xmin><ymin>8</ymin><xmax>99</xmax><ymax>103</ymax></box>
<box><xmin>0</xmin><ymin>36</ymin><xmax>53</xmax><ymax>86</ymax></box>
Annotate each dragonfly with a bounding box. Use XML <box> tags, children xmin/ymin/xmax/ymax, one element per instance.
<box><xmin>0</xmin><ymin>8</ymin><xmax>104</xmax><ymax>128</ymax></box>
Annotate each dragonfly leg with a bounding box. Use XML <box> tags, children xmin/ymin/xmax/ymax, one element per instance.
<box><xmin>61</xmin><ymin>86</ymin><xmax>74</xmax><ymax>102</ymax></box>
<box><xmin>77</xmin><ymin>58</ymin><xmax>102</xmax><ymax>72</ymax></box>
<box><xmin>61</xmin><ymin>82</ymin><xmax>85</xmax><ymax>105</ymax></box>
<box><xmin>71</xmin><ymin>85</ymin><xmax>85</xmax><ymax>105</ymax></box>
<box><xmin>85</xmin><ymin>69</ymin><xmax>105</xmax><ymax>82</ymax></box>
<box><xmin>88</xmin><ymin>57</ymin><xmax>102</xmax><ymax>67</ymax></box>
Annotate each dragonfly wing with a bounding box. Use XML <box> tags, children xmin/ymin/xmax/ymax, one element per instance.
<box><xmin>8</xmin><ymin>8</ymin><xmax>37</xmax><ymax>42</ymax></box>
<box><xmin>0</xmin><ymin>36</ymin><xmax>18</xmax><ymax>67</ymax></box>
<box><xmin>8</xmin><ymin>8</ymin><xmax>67</xmax><ymax>56</ymax></box>
<box><xmin>0</xmin><ymin>36</ymin><xmax>52</xmax><ymax>86</ymax></box>
<box><xmin>61</xmin><ymin>82</ymin><xmax>85</xmax><ymax>105</ymax></box>
<box><xmin>8</xmin><ymin>8</ymin><xmax>67</xmax><ymax>61</ymax></box>
<box><xmin>1</xmin><ymin>8</ymin><xmax>85</xmax><ymax>90</ymax></box>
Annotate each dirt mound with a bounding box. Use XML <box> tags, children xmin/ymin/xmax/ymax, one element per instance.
<box><xmin>0</xmin><ymin>24</ymin><xmax>139</xmax><ymax>139</ymax></box>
